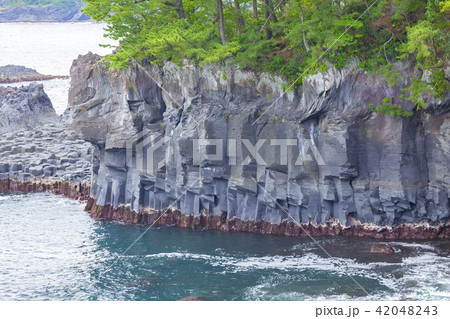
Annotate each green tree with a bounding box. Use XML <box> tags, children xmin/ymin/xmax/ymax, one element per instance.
<box><xmin>82</xmin><ymin>0</ymin><xmax>449</xmax><ymax>112</ymax></box>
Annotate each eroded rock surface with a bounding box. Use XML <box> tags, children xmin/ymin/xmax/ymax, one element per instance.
<box><xmin>67</xmin><ymin>53</ymin><xmax>449</xmax><ymax>231</ymax></box>
<box><xmin>0</xmin><ymin>83</ymin><xmax>57</xmax><ymax>133</ymax></box>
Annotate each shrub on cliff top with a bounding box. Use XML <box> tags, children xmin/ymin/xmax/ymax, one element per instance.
<box><xmin>82</xmin><ymin>0</ymin><xmax>449</xmax><ymax>110</ymax></box>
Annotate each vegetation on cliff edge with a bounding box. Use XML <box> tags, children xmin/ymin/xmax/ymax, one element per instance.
<box><xmin>82</xmin><ymin>0</ymin><xmax>449</xmax><ymax>113</ymax></box>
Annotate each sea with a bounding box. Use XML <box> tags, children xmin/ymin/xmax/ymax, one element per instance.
<box><xmin>0</xmin><ymin>22</ymin><xmax>449</xmax><ymax>301</ymax></box>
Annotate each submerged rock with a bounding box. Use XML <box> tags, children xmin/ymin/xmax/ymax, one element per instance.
<box><xmin>370</xmin><ymin>244</ymin><xmax>395</xmax><ymax>255</ymax></box>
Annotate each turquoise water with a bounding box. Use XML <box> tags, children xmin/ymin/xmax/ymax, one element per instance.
<box><xmin>0</xmin><ymin>193</ymin><xmax>449</xmax><ymax>301</ymax></box>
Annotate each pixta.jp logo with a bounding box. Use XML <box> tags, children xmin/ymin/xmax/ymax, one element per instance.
<box><xmin>126</xmin><ymin>130</ymin><xmax>325</xmax><ymax>174</ymax></box>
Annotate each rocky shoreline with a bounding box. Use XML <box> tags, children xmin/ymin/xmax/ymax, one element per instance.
<box><xmin>0</xmin><ymin>123</ymin><xmax>93</xmax><ymax>180</ymax></box>
<box><xmin>0</xmin><ymin>178</ymin><xmax>90</xmax><ymax>201</ymax></box>
<box><xmin>86</xmin><ymin>198</ymin><xmax>450</xmax><ymax>239</ymax></box>
<box><xmin>0</xmin><ymin>177</ymin><xmax>448</xmax><ymax>239</ymax></box>
<box><xmin>0</xmin><ymin>81</ymin><xmax>93</xmax><ymax>201</ymax></box>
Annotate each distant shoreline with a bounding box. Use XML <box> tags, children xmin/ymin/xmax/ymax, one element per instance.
<box><xmin>0</xmin><ymin>5</ymin><xmax>90</xmax><ymax>23</ymax></box>
<box><xmin>0</xmin><ymin>20</ymin><xmax>92</xmax><ymax>23</ymax></box>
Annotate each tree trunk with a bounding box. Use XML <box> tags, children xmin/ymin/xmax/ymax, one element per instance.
<box><xmin>175</xmin><ymin>0</ymin><xmax>186</xmax><ymax>19</ymax></box>
<box><xmin>234</xmin><ymin>0</ymin><xmax>245</xmax><ymax>35</ymax></box>
<box><xmin>164</xmin><ymin>0</ymin><xmax>186</xmax><ymax>19</ymax></box>
<box><xmin>253</xmin><ymin>0</ymin><xmax>258</xmax><ymax>19</ymax></box>
<box><xmin>300</xmin><ymin>10</ymin><xmax>310</xmax><ymax>52</ymax></box>
<box><xmin>264</xmin><ymin>0</ymin><xmax>272</xmax><ymax>39</ymax></box>
<box><xmin>266</xmin><ymin>0</ymin><xmax>278</xmax><ymax>22</ymax></box>
<box><xmin>217</xmin><ymin>0</ymin><xmax>227</xmax><ymax>45</ymax></box>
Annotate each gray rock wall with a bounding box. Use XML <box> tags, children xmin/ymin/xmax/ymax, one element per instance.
<box><xmin>67</xmin><ymin>53</ymin><xmax>450</xmax><ymax>227</ymax></box>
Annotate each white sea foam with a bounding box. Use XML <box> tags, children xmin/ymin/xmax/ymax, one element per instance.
<box><xmin>385</xmin><ymin>242</ymin><xmax>437</xmax><ymax>251</ymax></box>
<box><xmin>145</xmin><ymin>251</ymin><xmax>380</xmax><ymax>275</ymax></box>
<box><xmin>400</xmin><ymin>253</ymin><xmax>450</xmax><ymax>290</ymax></box>
<box><xmin>143</xmin><ymin>250</ymin><xmax>450</xmax><ymax>300</ymax></box>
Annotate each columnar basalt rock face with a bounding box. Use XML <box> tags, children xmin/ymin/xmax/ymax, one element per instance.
<box><xmin>0</xmin><ymin>124</ymin><xmax>93</xmax><ymax>182</ymax></box>
<box><xmin>0</xmin><ymin>82</ymin><xmax>93</xmax><ymax>183</ymax></box>
<box><xmin>67</xmin><ymin>53</ymin><xmax>450</xmax><ymax>232</ymax></box>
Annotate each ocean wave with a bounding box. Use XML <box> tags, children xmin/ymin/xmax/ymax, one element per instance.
<box><xmin>385</xmin><ymin>242</ymin><xmax>438</xmax><ymax>251</ymax></box>
<box><xmin>140</xmin><ymin>250</ymin><xmax>450</xmax><ymax>300</ymax></box>
<box><xmin>143</xmin><ymin>251</ymin><xmax>380</xmax><ymax>274</ymax></box>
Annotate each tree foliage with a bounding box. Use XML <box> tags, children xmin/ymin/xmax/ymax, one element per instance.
<box><xmin>82</xmin><ymin>0</ymin><xmax>449</xmax><ymax>111</ymax></box>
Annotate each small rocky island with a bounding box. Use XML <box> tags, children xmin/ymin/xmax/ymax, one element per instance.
<box><xmin>0</xmin><ymin>65</ymin><xmax>68</xmax><ymax>84</ymax></box>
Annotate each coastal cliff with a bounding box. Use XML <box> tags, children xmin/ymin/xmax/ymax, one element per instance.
<box><xmin>67</xmin><ymin>52</ymin><xmax>450</xmax><ymax>237</ymax></box>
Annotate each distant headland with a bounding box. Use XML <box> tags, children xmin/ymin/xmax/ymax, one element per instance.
<box><xmin>0</xmin><ymin>0</ymin><xmax>90</xmax><ymax>22</ymax></box>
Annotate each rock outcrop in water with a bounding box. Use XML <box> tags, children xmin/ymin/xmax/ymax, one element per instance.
<box><xmin>370</xmin><ymin>244</ymin><xmax>395</xmax><ymax>255</ymax></box>
<box><xmin>65</xmin><ymin>53</ymin><xmax>449</xmax><ymax>237</ymax></box>
<box><xmin>0</xmin><ymin>65</ymin><xmax>69</xmax><ymax>84</ymax></box>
